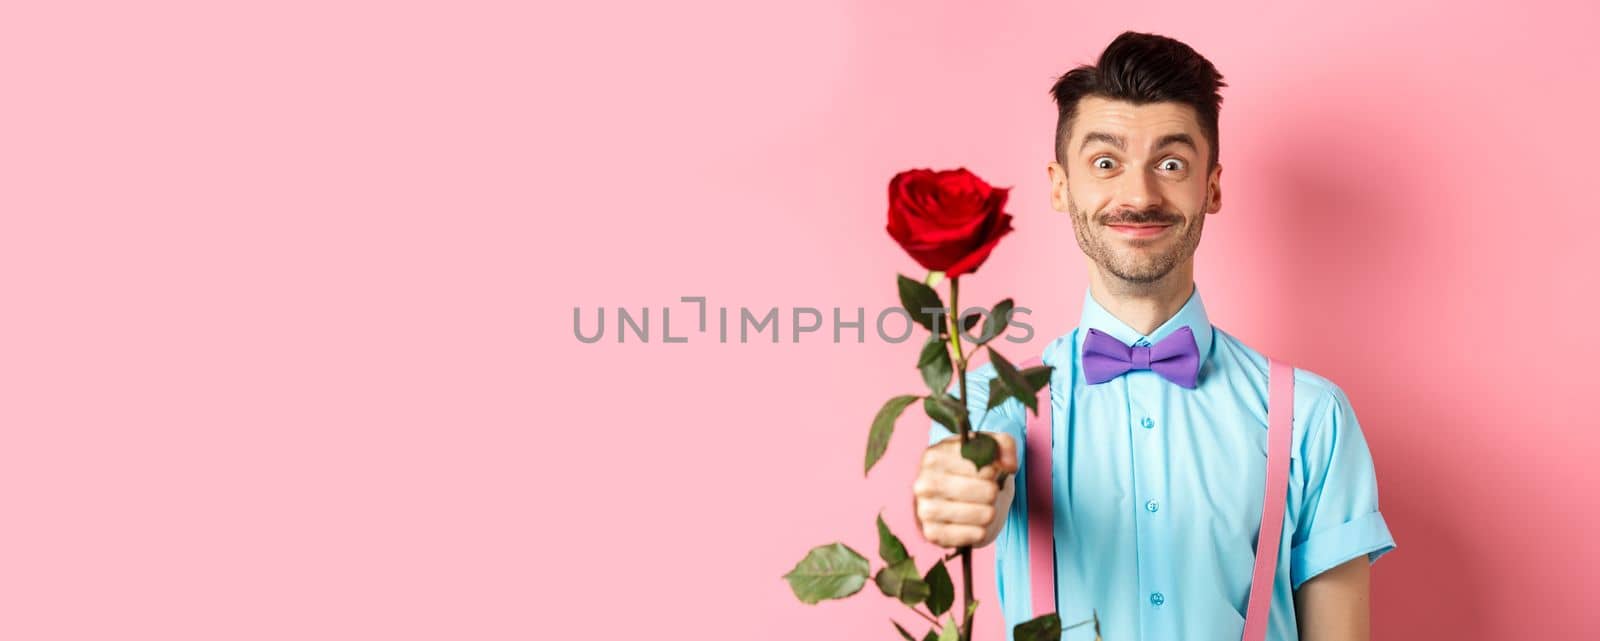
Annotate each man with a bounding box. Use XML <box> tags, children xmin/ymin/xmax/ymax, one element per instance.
<box><xmin>913</xmin><ymin>32</ymin><xmax>1395</xmax><ymax>641</ymax></box>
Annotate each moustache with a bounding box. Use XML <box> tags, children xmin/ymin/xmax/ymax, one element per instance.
<box><xmin>1099</xmin><ymin>209</ymin><xmax>1183</xmax><ymax>226</ymax></box>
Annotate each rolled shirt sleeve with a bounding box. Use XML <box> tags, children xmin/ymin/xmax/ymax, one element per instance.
<box><xmin>1288</xmin><ymin>381</ymin><xmax>1397</xmax><ymax>590</ymax></box>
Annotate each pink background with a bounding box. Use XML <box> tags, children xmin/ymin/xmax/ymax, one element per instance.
<box><xmin>4</xmin><ymin>1</ymin><xmax>1597</xmax><ymax>639</ymax></box>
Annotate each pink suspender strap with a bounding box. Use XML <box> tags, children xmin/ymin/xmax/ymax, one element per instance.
<box><xmin>1242</xmin><ymin>359</ymin><xmax>1295</xmax><ymax>641</ymax></box>
<box><xmin>1018</xmin><ymin>355</ymin><xmax>1295</xmax><ymax>641</ymax></box>
<box><xmin>1019</xmin><ymin>357</ymin><xmax>1055</xmax><ymax>621</ymax></box>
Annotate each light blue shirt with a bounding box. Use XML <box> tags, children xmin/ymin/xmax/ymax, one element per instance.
<box><xmin>929</xmin><ymin>285</ymin><xmax>1395</xmax><ymax>641</ymax></box>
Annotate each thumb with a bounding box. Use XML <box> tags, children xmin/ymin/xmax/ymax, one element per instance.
<box><xmin>991</xmin><ymin>432</ymin><xmax>1019</xmax><ymax>473</ymax></box>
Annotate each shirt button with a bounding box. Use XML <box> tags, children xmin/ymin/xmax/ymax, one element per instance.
<box><xmin>1150</xmin><ymin>592</ymin><xmax>1165</xmax><ymax>606</ymax></box>
<box><xmin>1134</xmin><ymin>338</ymin><xmax>1152</xmax><ymax>347</ymax></box>
<box><xmin>1140</xmin><ymin>416</ymin><xmax>1155</xmax><ymax>429</ymax></box>
<box><xmin>1145</xmin><ymin>499</ymin><xmax>1160</xmax><ymax>513</ymax></box>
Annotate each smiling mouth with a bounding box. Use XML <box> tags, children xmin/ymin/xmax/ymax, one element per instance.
<box><xmin>1106</xmin><ymin>223</ymin><xmax>1173</xmax><ymax>239</ymax></box>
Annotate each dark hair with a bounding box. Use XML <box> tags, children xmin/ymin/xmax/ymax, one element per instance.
<box><xmin>1050</xmin><ymin>31</ymin><xmax>1226</xmax><ymax>168</ymax></box>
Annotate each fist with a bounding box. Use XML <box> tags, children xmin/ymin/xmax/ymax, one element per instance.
<box><xmin>912</xmin><ymin>432</ymin><xmax>1019</xmax><ymax>548</ymax></box>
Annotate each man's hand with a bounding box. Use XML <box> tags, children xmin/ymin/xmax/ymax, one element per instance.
<box><xmin>912</xmin><ymin>433</ymin><xmax>1019</xmax><ymax>548</ymax></box>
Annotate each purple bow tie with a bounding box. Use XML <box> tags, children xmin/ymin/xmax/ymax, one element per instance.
<box><xmin>1082</xmin><ymin>326</ymin><xmax>1201</xmax><ymax>389</ymax></box>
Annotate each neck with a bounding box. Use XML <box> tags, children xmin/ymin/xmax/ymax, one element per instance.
<box><xmin>1085</xmin><ymin>259</ymin><xmax>1196</xmax><ymax>336</ymax></box>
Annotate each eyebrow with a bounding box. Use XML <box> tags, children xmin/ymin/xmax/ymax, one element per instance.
<box><xmin>1154</xmin><ymin>133</ymin><xmax>1198</xmax><ymax>154</ymax></box>
<box><xmin>1079</xmin><ymin>131</ymin><xmax>1200</xmax><ymax>155</ymax></box>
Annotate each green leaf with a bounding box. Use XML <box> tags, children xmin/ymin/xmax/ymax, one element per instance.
<box><xmin>900</xmin><ymin>576</ymin><xmax>931</xmax><ymax>605</ymax></box>
<box><xmin>877</xmin><ymin>512</ymin><xmax>910</xmax><ymax>565</ymax></box>
<box><xmin>987</xmin><ymin>364</ymin><xmax>1052</xmax><ymax>413</ymax></box>
<box><xmin>960</xmin><ymin>310</ymin><xmax>982</xmax><ymax>332</ymax></box>
<box><xmin>892</xmin><ymin>620</ymin><xmax>918</xmax><ymax>641</ymax></box>
<box><xmin>876</xmin><ymin>558</ymin><xmax>916</xmax><ymax>594</ymax></box>
<box><xmin>866</xmin><ymin>395</ymin><xmax>921</xmax><ymax>476</ymax></box>
<box><xmin>923</xmin><ymin>394</ymin><xmax>966</xmax><ymax>434</ymax></box>
<box><xmin>1013</xmin><ymin>612</ymin><xmax>1062</xmax><ymax>641</ymax></box>
<box><xmin>985</xmin><ymin>376</ymin><xmax>1018</xmax><ymax>411</ymax></box>
<box><xmin>988</xmin><ymin>348</ymin><xmax>1038</xmax><ymax>415</ymax></box>
<box><xmin>874</xmin><ymin>565</ymin><xmax>904</xmax><ymax>598</ymax></box>
<box><xmin>874</xmin><ymin>558</ymin><xmax>928</xmax><ymax>604</ymax></box>
<box><xmin>965</xmin><ymin>598</ymin><xmax>980</xmax><ymax>619</ymax></box>
<box><xmin>937</xmin><ymin>618</ymin><xmax>960</xmax><ymax>641</ymax></box>
<box><xmin>977</xmin><ymin>298</ymin><xmax>1014</xmax><ymax>344</ymax></box>
<box><xmin>782</xmin><ymin>543</ymin><xmax>871</xmax><ymax>604</ymax></box>
<box><xmin>897</xmin><ymin>274</ymin><xmax>946</xmax><ymax>334</ymax></box>
<box><xmin>917</xmin><ymin>337</ymin><xmax>953</xmax><ymax>395</ymax></box>
<box><xmin>921</xmin><ymin>630</ymin><xmax>938</xmax><ymax>641</ymax></box>
<box><xmin>960</xmin><ymin>431</ymin><xmax>998</xmax><ymax>471</ymax></box>
<box><xmin>923</xmin><ymin>559</ymin><xmax>954</xmax><ymax>616</ymax></box>
<box><xmin>1022</xmin><ymin>364</ymin><xmax>1053</xmax><ymax>394</ymax></box>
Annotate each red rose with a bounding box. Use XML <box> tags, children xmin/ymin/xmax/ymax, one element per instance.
<box><xmin>885</xmin><ymin>167</ymin><xmax>1014</xmax><ymax>278</ymax></box>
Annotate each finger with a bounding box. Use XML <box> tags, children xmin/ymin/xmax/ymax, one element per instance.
<box><xmin>963</xmin><ymin>436</ymin><xmax>1013</xmax><ymax>481</ymax></box>
<box><xmin>921</xmin><ymin>434</ymin><xmax>1019</xmax><ymax>477</ymax></box>
<box><xmin>990</xmin><ymin>432</ymin><xmax>1019</xmax><ymax>472</ymax></box>
<box><xmin>921</xmin><ymin>521</ymin><xmax>986</xmax><ymax>547</ymax></box>
<box><xmin>912</xmin><ymin>472</ymin><xmax>1000</xmax><ymax>504</ymax></box>
<box><xmin>920</xmin><ymin>446</ymin><xmax>983</xmax><ymax>477</ymax></box>
<box><xmin>915</xmin><ymin>497</ymin><xmax>997</xmax><ymax>527</ymax></box>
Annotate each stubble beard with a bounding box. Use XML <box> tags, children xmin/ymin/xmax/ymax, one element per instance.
<box><xmin>1066</xmin><ymin>191</ymin><xmax>1205</xmax><ymax>285</ymax></box>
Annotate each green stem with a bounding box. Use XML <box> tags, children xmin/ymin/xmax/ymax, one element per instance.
<box><xmin>948</xmin><ymin>277</ymin><xmax>975</xmax><ymax>641</ymax></box>
<box><xmin>948</xmin><ymin>278</ymin><xmax>968</xmax><ymax>439</ymax></box>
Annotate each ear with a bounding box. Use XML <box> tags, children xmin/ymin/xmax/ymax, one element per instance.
<box><xmin>1047</xmin><ymin>161</ymin><xmax>1070</xmax><ymax>212</ymax></box>
<box><xmin>1205</xmin><ymin>162</ymin><xmax>1223</xmax><ymax>214</ymax></box>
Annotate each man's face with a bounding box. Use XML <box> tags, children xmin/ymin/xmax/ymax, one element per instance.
<box><xmin>1047</xmin><ymin>96</ymin><xmax>1222</xmax><ymax>284</ymax></box>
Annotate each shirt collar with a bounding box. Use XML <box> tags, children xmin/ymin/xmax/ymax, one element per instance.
<box><xmin>1075</xmin><ymin>283</ymin><xmax>1215</xmax><ymax>370</ymax></box>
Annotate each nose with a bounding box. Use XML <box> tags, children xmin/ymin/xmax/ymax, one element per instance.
<box><xmin>1116</xmin><ymin>166</ymin><xmax>1163</xmax><ymax>212</ymax></box>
